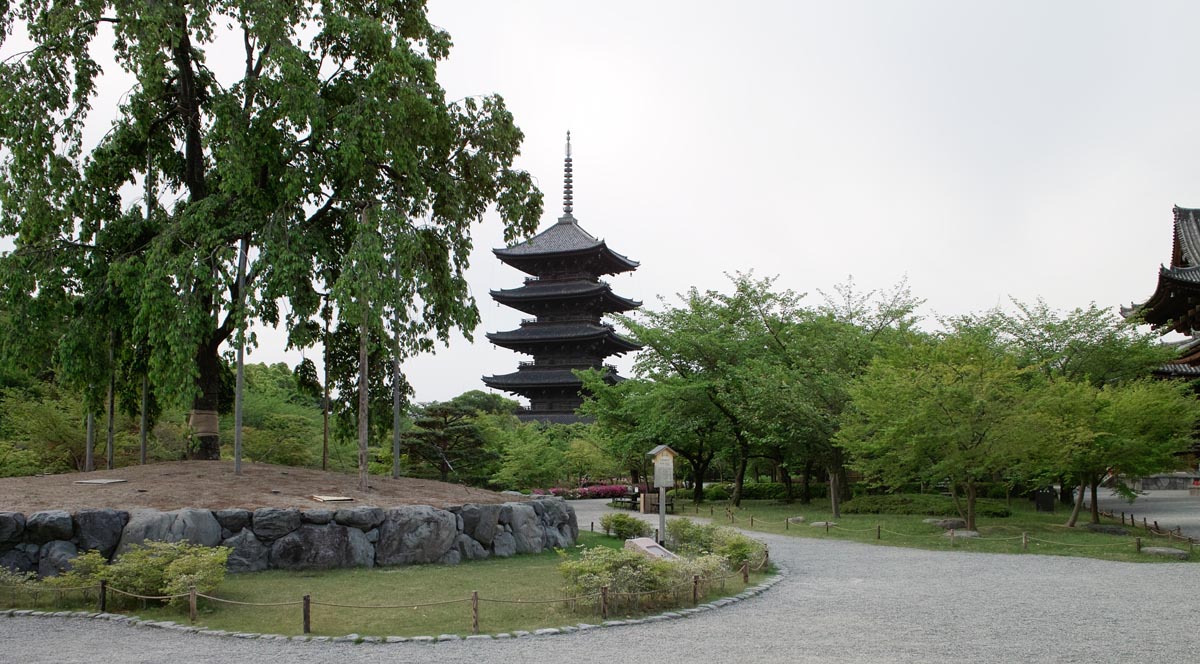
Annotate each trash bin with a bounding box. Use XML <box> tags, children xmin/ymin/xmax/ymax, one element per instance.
<box><xmin>1034</xmin><ymin>488</ymin><xmax>1056</xmax><ymax>513</ymax></box>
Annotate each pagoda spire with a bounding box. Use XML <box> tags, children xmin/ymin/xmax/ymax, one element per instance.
<box><xmin>562</xmin><ymin>131</ymin><xmax>574</xmax><ymax>217</ymax></box>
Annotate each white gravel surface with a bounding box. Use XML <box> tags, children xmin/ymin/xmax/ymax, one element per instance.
<box><xmin>2</xmin><ymin>499</ymin><xmax>1196</xmax><ymax>663</ymax></box>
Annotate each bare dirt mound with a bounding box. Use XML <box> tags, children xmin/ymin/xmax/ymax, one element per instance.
<box><xmin>0</xmin><ymin>461</ymin><xmax>521</xmax><ymax>512</ymax></box>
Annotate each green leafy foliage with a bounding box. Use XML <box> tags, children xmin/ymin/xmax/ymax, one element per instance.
<box><xmin>105</xmin><ymin>542</ymin><xmax>229</xmax><ymax>606</ymax></box>
<box><xmin>558</xmin><ymin>546</ymin><xmax>726</xmax><ymax>611</ymax></box>
<box><xmin>664</xmin><ymin>519</ymin><xmax>767</xmax><ymax>567</ymax></box>
<box><xmin>598</xmin><ymin>513</ymin><xmax>652</xmax><ymax>540</ymax></box>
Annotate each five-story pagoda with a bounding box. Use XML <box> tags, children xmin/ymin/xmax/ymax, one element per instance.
<box><xmin>483</xmin><ymin>134</ymin><xmax>641</xmax><ymax>423</ymax></box>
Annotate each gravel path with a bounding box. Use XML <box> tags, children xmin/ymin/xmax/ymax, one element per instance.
<box><xmin>2</xmin><ymin>500</ymin><xmax>1197</xmax><ymax>663</ymax></box>
<box><xmin>1096</xmin><ymin>489</ymin><xmax>1200</xmax><ymax>539</ymax></box>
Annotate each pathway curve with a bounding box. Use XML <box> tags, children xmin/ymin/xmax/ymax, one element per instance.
<box><xmin>2</xmin><ymin>499</ymin><xmax>1197</xmax><ymax>663</ymax></box>
<box><xmin>1096</xmin><ymin>489</ymin><xmax>1200</xmax><ymax>539</ymax></box>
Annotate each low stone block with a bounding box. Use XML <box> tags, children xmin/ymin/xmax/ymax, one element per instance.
<box><xmin>252</xmin><ymin>508</ymin><xmax>302</xmax><ymax>541</ymax></box>
<box><xmin>269</xmin><ymin>524</ymin><xmax>373</xmax><ymax>570</ymax></box>
<box><xmin>301</xmin><ymin>510</ymin><xmax>334</xmax><ymax>525</ymax></box>
<box><xmin>375</xmin><ymin>506</ymin><xmax>457</xmax><ymax>566</ymax></box>
<box><xmin>0</xmin><ymin>512</ymin><xmax>25</xmax><ymax>544</ymax></box>
<box><xmin>215</xmin><ymin>509</ymin><xmax>252</xmax><ymax>533</ymax></box>
<box><xmin>334</xmin><ymin>507</ymin><xmax>384</xmax><ymax>531</ymax></box>
<box><xmin>74</xmin><ymin>509</ymin><xmax>129</xmax><ymax>558</ymax></box>
<box><xmin>221</xmin><ymin>530</ymin><xmax>270</xmax><ymax>573</ymax></box>
<box><xmin>1142</xmin><ymin>547</ymin><xmax>1188</xmax><ymax>560</ymax></box>
<box><xmin>38</xmin><ymin>540</ymin><xmax>78</xmax><ymax>577</ymax></box>
<box><xmin>26</xmin><ymin>511</ymin><xmax>73</xmax><ymax>544</ymax></box>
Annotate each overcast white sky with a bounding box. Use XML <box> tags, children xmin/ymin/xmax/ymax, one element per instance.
<box><xmin>382</xmin><ymin>0</ymin><xmax>1200</xmax><ymax>403</ymax></box>
<box><xmin>8</xmin><ymin>1</ymin><xmax>1200</xmax><ymax>405</ymax></box>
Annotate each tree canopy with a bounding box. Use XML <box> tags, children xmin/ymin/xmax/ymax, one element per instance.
<box><xmin>0</xmin><ymin>0</ymin><xmax>541</xmax><ymax>460</ymax></box>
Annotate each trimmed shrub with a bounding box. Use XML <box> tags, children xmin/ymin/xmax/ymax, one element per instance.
<box><xmin>842</xmin><ymin>493</ymin><xmax>1011</xmax><ymax>518</ymax></box>
<box><xmin>559</xmin><ymin>546</ymin><xmax>729</xmax><ymax>612</ymax></box>
<box><xmin>599</xmin><ymin>513</ymin><xmax>652</xmax><ymax>539</ymax></box>
<box><xmin>665</xmin><ymin>518</ymin><xmax>767</xmax><ymax>568</ymax></box>
<box><xmin>105</xmin><ymin>541</ymin><xmax>230</xmax><ymax>607</ymax></box>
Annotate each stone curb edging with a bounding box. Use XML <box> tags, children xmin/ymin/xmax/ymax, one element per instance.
<box><xmin>0</xmin><ymin>564</ymin><xmax>788</xmax><ymax>645</ymax></box>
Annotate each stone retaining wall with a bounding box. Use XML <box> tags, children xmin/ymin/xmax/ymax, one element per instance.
<box><xmin>0</xmin><ymin>498</ymin><xmax>577</xmax><ymax>576</ymax></box>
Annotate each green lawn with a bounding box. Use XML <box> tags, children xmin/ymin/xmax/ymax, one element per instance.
<box><xmin>674</xmin><ymin>499</ymin><xmax>1195</xmax><ymax>563</ymax></box>
<box><xmin>2</xmin><ymin>532</ymin><xmax>769</xmax><ymax>637</ymax></box>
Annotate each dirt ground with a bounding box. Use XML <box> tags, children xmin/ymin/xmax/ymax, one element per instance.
<box><xmin>0</xmin><ymin>461</ymin><xmax>522</xmax><ymax>512</ymax></box>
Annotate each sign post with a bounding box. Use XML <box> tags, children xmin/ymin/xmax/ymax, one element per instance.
<box><xmin>647</xmin><ymin>445</ymin><xmax>677</xmax><ymax>545</ymax></box>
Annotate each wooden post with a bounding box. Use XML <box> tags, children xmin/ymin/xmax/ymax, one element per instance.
<box><xmin>471</xmin><ymin>591</ymin><xmax>479</xmax><ymax>635</ymax></box>
<box><xmin>188</xmin><ymin>586</ymin><xmax>197</xmax><ymax>623</ymax></box>
<box><xmin>600</xmin><ymin>586</ymin><xmax>609</xmax><ymax>620</ymax></box>
<box><xmin>950</xmin><ymin>529</ymin><xmax>956</xmax><ymax>546</ymax></box>
<box><xmin>785</xmin><ymin>518</ymin><xmax>789</xmax><ymax>531</ymax></box>
<box><xmin>1143</xmin><ymin>517</ymin><xmax>1147</xmax><ymax>529</ymax></box>
<box><xmin>1135</xmin><ymin>537</ymin><xmax>1142</xmax><ymax>553</ymax></box>
<box><xmin>709</xmin><ymin>506</ymin><xmax>713</xmax><ymax>516</ymax></box>
<box><xmin>1120</xmin><ymin>512</ymin><xmax>1125</xmax><ymax>525</ymax></box>
<box><xmin>98</xmin><ymin>580</ymin><xmax>107</xmax><ymax>613</ymax></box>
<box><xmin>876</xmin><ymin>524</ymin><xmax>881</xmax><ymax>540</ymax></box>
<box><xmin>692</xmin><ymin>575</ymin><xmax>700</xmax><ymax>605</ymax></box>
<box><xmin>655</xmin><ymin>528</ymin><xmax>659</xmax><ymax>542</ymax></box>
<box><xmin>590</xmin><ymin>522</ymin><xmax>594</xmax><ymax>532</ymax></box>
<box><xmin>741</xmin><ymin>561</ymin><xmax>749</xmax><ymax>584</ymax></box>
<box><xmin>750</xmin><ymin>515</ymin><xmax>754</xmax><ymax>527</ymax></box>
<box><xmin>303</xmin><ymin>594</ymin><xmax>311</xmax><ymax>634</ymax></box>
<box><xmin>825</xmin><ymin>521</ymin><xmax>830</xmax><ymax>534</ymax></box>
<box><xmin>1022</xmin><ymin>532</ymin><xmax>1028</xmax><ymax>552</ymax></box>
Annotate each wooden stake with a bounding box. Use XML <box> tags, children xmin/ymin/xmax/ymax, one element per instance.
<box><xmin>741</xmin><ymin>562</ymin><xmax>749</xmax><ymax>584</ymax></box>
<box><xmin>950</xmin><ymin>529</ymin><xmax>956</xmax><ymax>546</ymax></box>
<box><xmin>188</xmin><ymin>586</ymin><xmax>197</xmax><ymax>623</ymax></box>
<box><xmin>471</xmin><ymin>591</ymin><xmax>479</xmax><ymax>635</ymax></box>
<box><xmin>99</xmin><ymin>580</ymin><xmax>107</xmax><ymax>613</ymax></box>
<box><xmin>750</xmin><ymin>515</ymin><xmax>754</xmax><ymax>527</ymax></box>
<box><xmin>1135</xmin><ymin>537</ymin><xmax>1142</xmax><ymax>553</ymax></box>
<box><xmin>876</xmin><ymin>524</ymin><xmax>881</xmax><ymax>540</ymax></box>
<box><xmin>303</xmin><ymin>594</ymin><xmax>311</xmax><ymax>634</ymax></box>
<box><xmin>825</xmin><ymin>521</ymin><xmax>830</xmax><ymax>534</ymax></box>
<box><xmin>692</xmin><ymin>575</ymin><xmax>700</xmax><ymax>605</ymax></box>
<box><xmin>1022</xmin><ymin>532</ymin><xmax>1028</xmax><ymax>552</ymax></box>
<box><xmin>600</xmin><ymin>586</ymin><xmax>609</xmax><ymax>620</ymax></box>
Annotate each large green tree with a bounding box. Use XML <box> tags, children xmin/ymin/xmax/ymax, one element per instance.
<box><xmin>0</xmin><ymin>0</ymin><xmax>541</xmax><ymax>461</ymax></box>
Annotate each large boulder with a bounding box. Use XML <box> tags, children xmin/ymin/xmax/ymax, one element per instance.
<box><xmin>454</xmin><ymin>534</ymin><xmax>489</xmax><ymax>561</ymax></box>
<box><xmin>508</xmin><ymin>504</ymin><xmax>544</xmax><ymax>554</ymax></box>
<box><xmin>334</xmin><ymin>506</ymin><xmax>385</xmax><ymax>531</ymax></box>
<box><xmin>270</xmin><ymin>524</ymin><xmax>374</xmax><ymax>570</ymax></box>
<box><xmin>1085</xmin><ymin>523</ymin><xmax>1131</xmax><ymax>536</ymax></box>
<box><xmin>375</xmin><ymin>506</ymin><xmax>458</xmax><ymax>566</ymax></box>
<box><xmin>116</xmin><ymin>509</ymin><xmax>173</xmax><ymax>554</ymax></box>
<box><xmin>462</xmin><ymin>504</ymin><xmax>501</xmax><ymax>546</ymax></box>
<box><xmin>214</xmin><ymin>509</ymin><xmax>252</xmax><ymax>533</ymax></box>
<box><xmin>221</xmin><ymin>530</ymin><xmax>270</xmax><ymax>574</ymax></box>
<box><xmin>252</xmin><ymin>508</ymin><xmax>302</xmax><ymax>541</ymax></box>
<box><xmin>74</xmin><ymin>509</ymin><xmax>129</xmax><ymax>558</ymax></box>
<box><xmin>302</xmin><ymin>510</ymin><xmax>334</xmax><ymax>525</ymax></box>
<box><xmin>491</xmin><ymin>531</ymin><xmax>517</xmax><ymax>558</ymax></box>
<box><xmin>26</xmin><ymin>510</ymin><xmax>73</xmax><ymax>544</ymax></box>
<box><xmin>0</xmin><ymin>548</ymin><xmax>35</xmax><ymax>574</ymax></box>
<box><xmin>932</xmin><ymin>518</ymin><xmax>967</xmax><ymax>531</ymax></box>
<box><xmin>37</xmin><ymin>540</ymin><xmax>78</xmax><ymax>577</ymax></box>
<box><xmin>167</xmin><ymin>509</ymin><xmax>221</xmax><ymax>547</ymax></box>
<box><xmin>0</xmin><ymin>512</ymin><xmax>25</xmax><ymax>545</ymax></box>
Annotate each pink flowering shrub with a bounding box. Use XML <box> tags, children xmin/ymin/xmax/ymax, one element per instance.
<box><xmin>530</xmin><ymin>485</ymin><xmax>633</xmax><ymax>500</ymax></box>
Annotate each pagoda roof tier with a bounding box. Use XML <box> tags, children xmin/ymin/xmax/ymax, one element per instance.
<box><xmin>483</xmin><ymin>366</ymin><xmax>622</xmax><ymax>392</ymax></box>
<box><xmin>490</xmin><ymin>280</ymin><xmax>641</xmax><ymax>314</ymax></box>
<box><xmin>1124</xmin><ymin>207</ymin><xmax>1200</xmax><ymax>333</ymax></box>
<box><xmin>486</xmin><ymin>322</ymin><xmax>641</xmax><ymax>354</ymax></box>
<box><xmin>494</xmin><ymin>214</ymin><xmax>638</xmax><ymax>276</ymax></box>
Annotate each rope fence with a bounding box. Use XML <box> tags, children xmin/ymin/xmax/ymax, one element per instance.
<box><xmin>0</xmin><ymin>556</ymin><xmax>770</xmax><ymax>636</ymax></box>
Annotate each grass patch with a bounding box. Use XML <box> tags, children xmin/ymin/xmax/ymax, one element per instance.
<box><xmin>676</xmin><ymin>499</ymin><xmax>1196</xmax><ymax>563</ymax></box>
<box><xmin>2</xmin><ymin>531</ymin><xmax>769</xmax><ymax>636</ymax></box>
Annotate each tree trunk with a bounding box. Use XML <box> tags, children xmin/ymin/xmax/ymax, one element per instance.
<box><xmin>1065</xmin><ymin>476</ymin><xmax>1086</xmax><ymax>527</ymax></box>
<box><xmin>828</xmin><ymin>468</ymin><xmax>841</xmax><ymax>519</ymax></box>
<box><xmin>139</xmin><ymin>374</ymin><xmax>149</xmax><ymax>465</ymax></box>
<box><xmin>85</xmin><ymin>411</ymin><xmax>95</xmax><ymax>472</ymax></box>
<box><xmin>731</xmin><ymin>453</ymin><xmax>750</xmax><ymax>507</ymax></box>
<box><xmin>190</xmin><ymin>343</ymin><xmax>222</xmax><ymax>460</ymax></box>
<box><xmin>105</xmin><ymin>337</ymin><xmax>115</xmax><ymax>470</ymax></box>
<box><xmin>965</xmin><ymin>481</ymin><xmax>977</xmax><ymax>531</ymax></box>
<box><xmin>321</xmin><ymin>305</ymin><xmax>331</xmax><ymax>471</ymax></box>
<box><xmin>800</xmin><ymin>460</ymin><xmax>812</xmax><ymax>504</ymax></box>
<box><xmin>1089</xmin><ymin>475</ymin><xmax>1100</xmax><ymax>524</ymax></box>
<box><xmin>358</xmin><ymin>305</ymin><xmax>370</xmax><ymax>493</ymax></box>
<box><xmin>233</xmin><ymin>236</ymin><xmax>248</xmax><ymax>476</ymax></box>
<box><xmin>392</xmin><ymin>355</ymin><xmax>402</xmax><ymax>480</ymax></box>
<box><xmin>690</xmin><ymin>458</ymin><xmax>710</xmax><ymax>504</ymax></box>
<box><xmin>780</xmin><ymin>464</ymin><xmax>794</xmax><ymax>503</ymax></box>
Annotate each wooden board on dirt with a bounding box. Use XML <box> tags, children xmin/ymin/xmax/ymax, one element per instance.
<box><xmin>311</xmin><ymin>495</ymin><xmax>354</xmax><ymax>503</ymax></box>
<box><xmin>73</xmin><ymin>479</ymin><xmax>128</xmax><ymax>485</ymax></box>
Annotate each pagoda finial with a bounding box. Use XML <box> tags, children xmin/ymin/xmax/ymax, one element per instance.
<box><xmin>563</xmin><ymin>131</ymin><xmax>574</xmax><ymax>216</ymax></box>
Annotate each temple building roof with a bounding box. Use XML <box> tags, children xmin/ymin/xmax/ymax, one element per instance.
<box><xmin>490</xmin><ymin>280</ymin><xmax>641</xmax><ymax>313</ymax></box>
<box><xmin>1124</xmin><ymin>206</ymin><xmax>1200</xmax><ymax>332</ymax></box>
<box><xmin>486</xmin><ymin>322</ymin><xmax>640</xmax><ymax>353</ymax></box>
<box><xmin>493</xmin><ymin>214</ymin><xmax>639</xmax><ymax>275</ymax></box>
